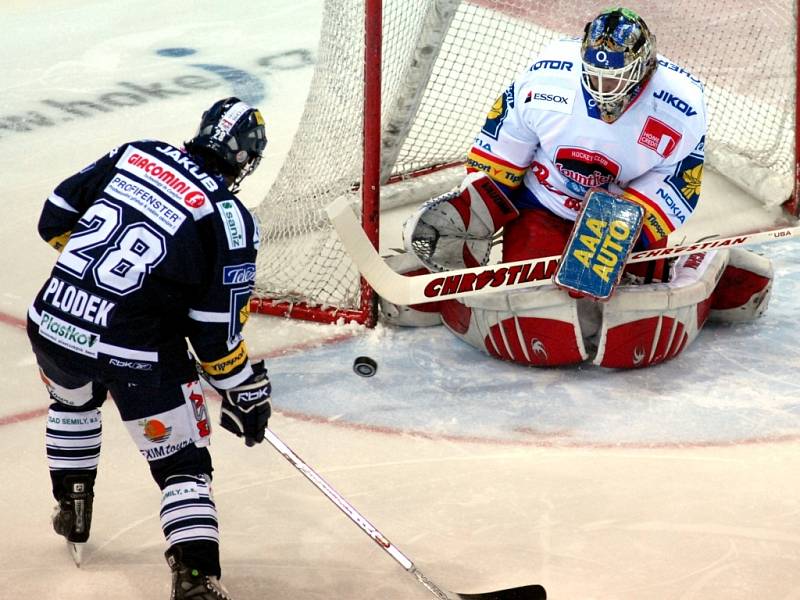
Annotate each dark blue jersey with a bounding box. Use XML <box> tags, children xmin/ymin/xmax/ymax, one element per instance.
<box><xmin>28</xmin><ymin>140</ymin><xmax>259</xmax><ymax>388</ymax></box>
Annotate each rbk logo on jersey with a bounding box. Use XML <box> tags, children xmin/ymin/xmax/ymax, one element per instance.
<box><xmin>637</xmin><ymin>117</ymin><xmax>682</xmax><ymax>158</ymax></box>
<box><xmin>653</xmin><ymin>90</ymin><xmax>698</xmax><ymax>116</ymax></box>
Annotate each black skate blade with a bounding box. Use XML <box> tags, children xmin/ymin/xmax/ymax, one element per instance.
<box><xmin>454</xmin><ymin>584</ymin><xmax>547</xmax><ymax>600</ymax></box>
<box><xmin>67</xmin><ymin>541</ymin><xmax>85</xmax><ymax>567</ymax></box>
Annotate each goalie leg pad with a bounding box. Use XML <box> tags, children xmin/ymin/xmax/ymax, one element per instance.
<box><xmin>502</xmin><ymin>206</ymin><xmax>574</xmax><ymax>262</ymax></box>
<box><xmin>594</xmin><ymin>250</ymin><xmax>728</xmax><ymax>369</ymax></box>
<box><xmin>440</xmin><ymin>286</ymin><xmax>588</xmax><ymax>366</ymax></box>
<box><xmin>378</xmin><ymin>253</ymin><xmax>442</xmax><ymax>327</ymax></box>
<box><xmin>710</xmin><ymin>248</ymin><xmax>773</xmax><ymax>323</ymax></box>
<box><xmin>403</xmin><ymin>172</ymin><xmax>519</xmax><ymax>271</ymax></box>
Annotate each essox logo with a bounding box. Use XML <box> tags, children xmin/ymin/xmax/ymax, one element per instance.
<box><xmin>118</xmin><ymin>147</ymin><xmax>208</xmax><ymax>209</ymax></box>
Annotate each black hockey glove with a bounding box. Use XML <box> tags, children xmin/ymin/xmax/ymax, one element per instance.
<box><xmin>219</xmin><ymin>360</ymin><xmax>271</xmax><ymax>446</ymax></box>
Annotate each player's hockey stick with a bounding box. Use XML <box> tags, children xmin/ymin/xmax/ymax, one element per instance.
<box><xmin>326</xmin><ymin>196</ymin><xmax>800</xmax><ymax>305</ymax></box>
<box><xmin>264</xmin><ymin>428</ymin><xmax>546</xmax><ymax>600</ymax></box>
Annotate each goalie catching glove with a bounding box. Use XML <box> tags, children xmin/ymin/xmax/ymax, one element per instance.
<box><xmin>218</xmin><ymin>359</ymin><xmax>272</xmax><ymax>446</ymax></box>
<box><xmin>402</xmin><ymin>172</ymin><xmax>519</xmax><ymax>271</ymax></box>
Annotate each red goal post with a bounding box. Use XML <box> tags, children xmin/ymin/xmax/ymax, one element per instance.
<box><xmin>250</xmin><ymin>0</ymin><xmax>799</xmax><ymax>327</ymax></box>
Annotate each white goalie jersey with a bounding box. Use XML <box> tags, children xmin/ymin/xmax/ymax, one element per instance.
<box><xmin>466</xmin><ymin>37</ymin><xmax>707</xmax><ymax>247</ymax></box>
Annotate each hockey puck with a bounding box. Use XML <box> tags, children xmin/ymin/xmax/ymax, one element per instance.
<box><xmin>353</xmin><ymin>356</ymin><xmax>378</xmax><ymax>377</ymax></box>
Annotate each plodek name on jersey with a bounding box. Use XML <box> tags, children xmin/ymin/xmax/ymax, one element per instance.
<box><xmin>42</xmin><ymin>277</ymin><xmax>116</xmax><ymax>326</ymax></box>
<box><xmin>653</xmin><ymin>90</ymin><xmax>697</xmax><ymax>116</ymax></box>
<box><xmin>118</xmin><ymin>146</ymin><xmax>212</xmax><ymax>209</ymax></box>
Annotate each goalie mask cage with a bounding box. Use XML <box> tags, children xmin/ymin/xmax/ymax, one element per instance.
<box><xmin>250</xmin><ymin>0</ymin><xmax>798</xmax><ymax>326</ymax></box>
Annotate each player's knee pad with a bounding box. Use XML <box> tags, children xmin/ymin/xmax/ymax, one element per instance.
<box><xmin>40</xmin><ymin>377</ymin><xmax>104</xmax><ymax>409</ymax></box>
<box><xmin>403</xmin><ymin>172</ymin><xmax>518</xmax><ymax>271</ymax></box>
<box><xmin>36</xmin><ymin>360</ymin><xmax>106</xmax><ymax>409</ymax></box>
<box><xmin>379</xmin><ymin>253</ymin><xmax>443</xmax><ymax>327</ymax></box>
<box><xmin>710</xmin><ymin>248</ymin><xmax>773</xmax><ymax>322</ymax></box>
<box><xmin>149</xmin><ymin>443</ymin><xmax>214</xmax><ymax>490</ymax></box>
<box><xmin>440</xmin><ymin>286</ymin><xmax>589</xmax><ymax>366</ymax></box>
<box><xmin>594</xmin><ymin>250</ymin><xmax>728</xmax><ymax>368</ymax></box>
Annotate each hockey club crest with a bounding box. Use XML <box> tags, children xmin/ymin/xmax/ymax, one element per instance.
<box><xmin>554</xmin><ymin>189</ymin><xmax>644</xmax><ymax>300</ymax></box>
<box><xmin>554</xmin><ymin>147</ymin><xmax>620</xmax><ymax>197</ymax></box>
<box><xmin>480</xmin><ymin>82</ymin><xmax>515</xmax><ymax>140</ymax></box>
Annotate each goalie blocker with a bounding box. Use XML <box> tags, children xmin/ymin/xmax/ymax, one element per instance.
<box><xmin>554</xmin><ymin>189</ymin><xmax>644</xmax><ymax>300</ymax></box>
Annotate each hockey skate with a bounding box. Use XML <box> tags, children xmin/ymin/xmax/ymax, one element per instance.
<box><xmin>166</xmin><ymin>547</ymin><xmax>233</xmax><ymax>600</ymax></box>
<box><xmin>52</xmin><ymin>474</ymin><xmax>94</xmax><ymax>566</ymax></box>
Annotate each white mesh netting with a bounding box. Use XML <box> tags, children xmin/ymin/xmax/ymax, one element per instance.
<box><xmin>252</xmin><ymin>0</ymin><xmax>796</xmax><ymax>315</ymax></box>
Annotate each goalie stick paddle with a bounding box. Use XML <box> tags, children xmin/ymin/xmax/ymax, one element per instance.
<box><xmin>263</xmin><ymin>428</ymin><xmax>547</xmax><ymax>600</ymax></box>
<box><xmin>326</xmin><ymin>196</ymin><xmax>800</xmax><ymax>306</ymax></box>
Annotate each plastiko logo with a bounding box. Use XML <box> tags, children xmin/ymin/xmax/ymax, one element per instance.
<box><xmin>39</xmin><ymin>311</ymin><xmax>99</xmax><ymax>358</ymax></box>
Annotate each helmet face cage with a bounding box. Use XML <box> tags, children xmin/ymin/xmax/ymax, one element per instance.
<box><xmin>187</xmin><ymin>97</ymin><xmax>267</xmax><ymax>192</ymax></box>
<box><xmin>581</xmin><ymin>8</ymin><xmax>656</xmax><ymax>122</ymax></box>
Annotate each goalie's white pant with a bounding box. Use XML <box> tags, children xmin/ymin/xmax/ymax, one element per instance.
<box><xmin>426</xmin><ymin>248</ymin><xmax>773</xmax><ymax>369</ymax></box>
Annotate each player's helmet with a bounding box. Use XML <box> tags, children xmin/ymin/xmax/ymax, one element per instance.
<box><xmin>185</xmin><ymin>97</ymin><xmax>267</xmax><ymax>192</ymax></box>
<box><xmin>581</xmin><ymin>8</ymin><xmax>657</xmax><ymax>123</ymax></box>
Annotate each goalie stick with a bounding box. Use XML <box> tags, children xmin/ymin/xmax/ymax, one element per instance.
<box><xmin>263</xmin><ymin>427</ymin><xmax>547</xmax><ymax>600</ymax></box>
<box><xmin>326</xmin><ymin>196</ymin><xmax>799</xmax><ymax>306</ymax></box>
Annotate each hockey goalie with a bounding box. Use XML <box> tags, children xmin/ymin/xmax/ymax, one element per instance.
<box><xmin>382</xmin><ymin>7</ymin><xmax>773</xmax><ymax>369</ymax></box>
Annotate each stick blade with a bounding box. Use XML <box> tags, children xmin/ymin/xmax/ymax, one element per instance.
<box><xmin>455</xmin><ymin>584</ymin><xmax>547</xmax><ymax>600</ymax></box>
<box><xmin>67</xmin><ymin>541</ymin><xmax>85</xmax><ymax>567</ymax></box>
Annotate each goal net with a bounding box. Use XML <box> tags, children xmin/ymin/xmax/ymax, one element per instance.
<box><xmin>251</xmin><ymin>0</ymin><xmax>797</xmax><ymax>325</ymax></box>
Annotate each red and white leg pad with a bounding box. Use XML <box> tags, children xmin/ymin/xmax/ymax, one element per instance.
<box><xmin>709</xmin><ymin>248</ymin><xmax>773</xmax><ymax>322</ymax></box>
<box><xmin>440</xmin><ymin>286</ymin><xmax>588</xmax><ymax>366</ymax></box>
<box><xmin>378</xmin><ymin>253</ymin><xmax>443</xmax><ymax>327</ymax></box>
<box><xmin>594</xmin><ymin>250</ymin><xmax>728</xmax><ymax>368</ymax></box>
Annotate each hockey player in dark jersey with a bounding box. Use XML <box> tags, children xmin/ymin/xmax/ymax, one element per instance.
<box><xmin>27</xmin><ymin>97</ymin><xmax>269</xmax><ymax>599</ymax></box>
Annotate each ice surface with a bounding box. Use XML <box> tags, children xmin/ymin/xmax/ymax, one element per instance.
<box><xmin>1</xmin><ymin>2</ymin><xmax>799</xmax><ymax>599</ymax></box>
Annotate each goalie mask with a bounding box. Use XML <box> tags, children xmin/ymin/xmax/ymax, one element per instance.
<box><xmin>581</xmin><ymin>7</ymin><xmax>657</xmax><ymax>123</ymax></box>
<box><xmin>185</xmin><ymin>97</ymin><xmax>268</xmax><ymax>193</ymax></box>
